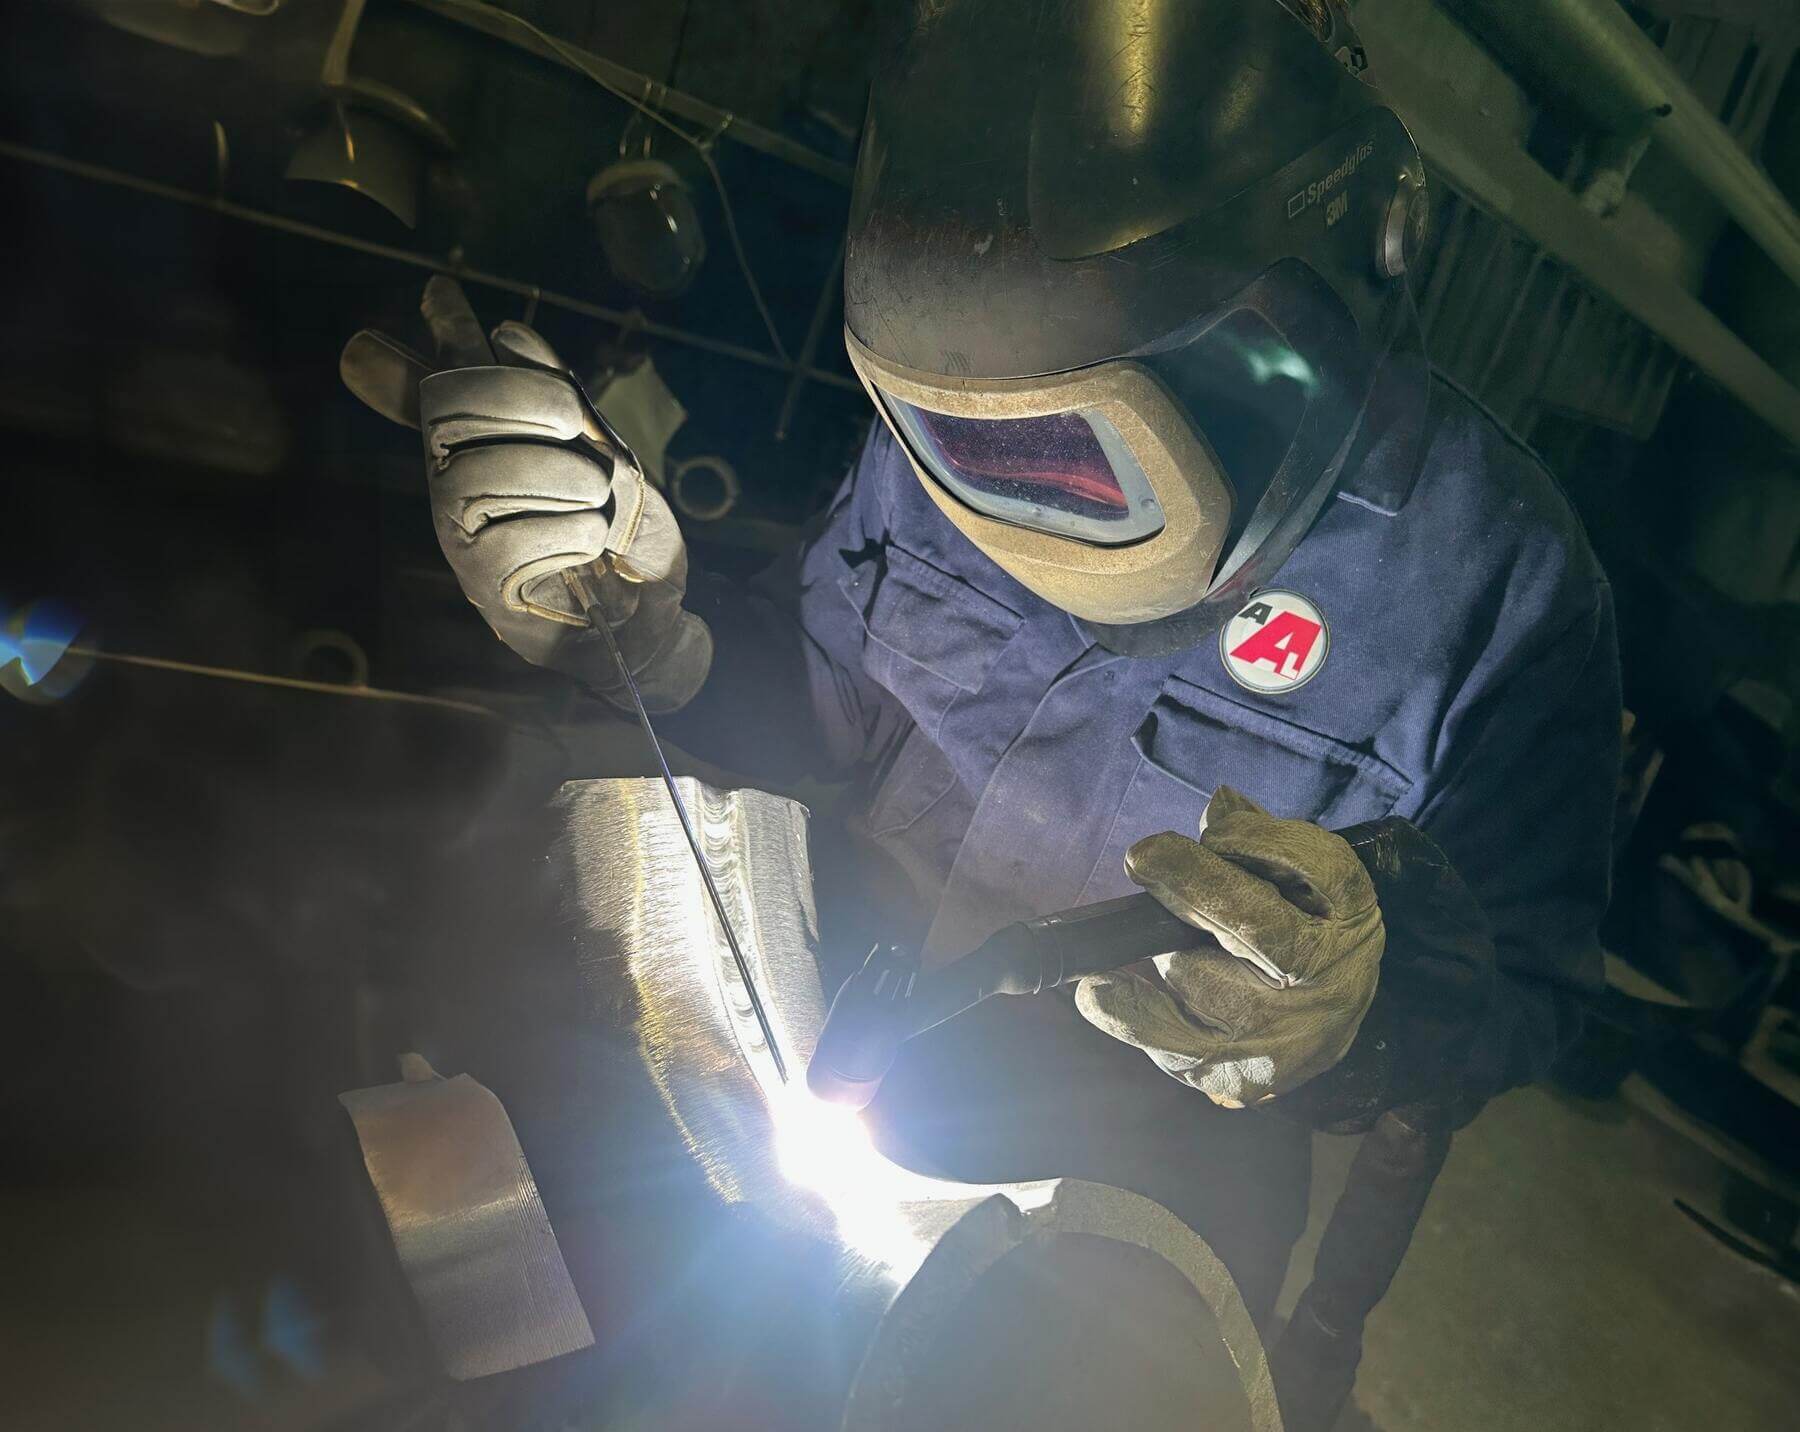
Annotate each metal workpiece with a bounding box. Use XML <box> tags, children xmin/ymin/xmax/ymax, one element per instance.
<box><xmin>552</xmin><ymin>778</ymin><xmax>1281</xmax><ymax>1431</ymax></box>
<box><xmin>843</xmin><ymin>1178</ymin><xmax>1280</xmax><ymax>1432</ymax></box>
<box><xmin>552</xmin><ymin>776</ymin><xmax>989</xmax><ymax>1233</ymax></box>
<box><xmin>338</xmin><ymin>1063</ymin><xmax>595</xmax><ymax>1380</ymax></box>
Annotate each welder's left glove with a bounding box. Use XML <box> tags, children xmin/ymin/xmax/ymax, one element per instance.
<box><xmin>1075</xmin><ymin>787</ymin><xmax>1384</xmax><ymax>1108</ymax></box>
<box><xmin>340</xmin><ymin>277</ymin><xmax>711</xmax><ymax>712</ymax></box>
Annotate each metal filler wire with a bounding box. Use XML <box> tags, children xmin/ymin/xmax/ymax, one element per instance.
<box><xmin>562</xmin><ymin>565</ymin><xmax>789</xmax><ymax>1082</ymax></box>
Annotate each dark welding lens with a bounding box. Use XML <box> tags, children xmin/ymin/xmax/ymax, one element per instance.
<box><xmin>884</xmin><ymin>398</ymin><xmax>1166</xmax><ymax>545</ymax></box>
<box><xmin>1145</xmin><ymin>309</ymin><xmax>1318</xmax><ymax>531</ymax></box>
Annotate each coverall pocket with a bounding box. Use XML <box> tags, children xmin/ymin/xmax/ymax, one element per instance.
<box><xmin>838</xmin><ymin>544</ymin><xmax>1024</xmax><ymax>736</ymax></box>
<box><xmin>864</xmin><ymin>723</ymin><xmax>960</xmax><ymax>840</ymax></box>
<box><xmin>1075</xmin><ymin>674</ymin><xmax>1412</xmax><ymax>903</ymax></box>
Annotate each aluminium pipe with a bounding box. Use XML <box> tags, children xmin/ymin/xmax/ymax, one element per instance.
<box><xmin>1440</xmin><ymin>0</ymin><xmax>1800</xmax><ymax>296</ymax></box>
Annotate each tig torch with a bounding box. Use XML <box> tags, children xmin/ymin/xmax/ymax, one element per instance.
<box><xmin>806</xmin><ymin>820</ymin><xmax>1386</xmax><ymax>1109</ymax></box>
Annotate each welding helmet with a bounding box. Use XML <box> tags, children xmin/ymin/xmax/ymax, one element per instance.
<box><xmin>844</xmin><ymin>0</ymin><xmax>1431</xmax><ymax>652</ymax></box>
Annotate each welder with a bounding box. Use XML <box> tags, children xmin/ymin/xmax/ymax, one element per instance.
<box><xmin>343</xmin><ymin>0</ymin><xmax>1619</xmax><ymax>1421</ymax></box>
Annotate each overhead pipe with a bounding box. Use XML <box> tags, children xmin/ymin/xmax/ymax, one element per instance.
<box><xmin>1360</xmin><ymin>39</ymin><xmax>1800</xmax><ymax>447</ymax></box>
<box><xmin>0</xmin><ymin>139</ymin><xmax>859</xmax><ymax>393</ymax></box>
<box><xmin>399</xmin><ymin>0</ymin><xmax>854</xmax><ymax>187</ymax></box>
<box><xmin>1439</xmin><ymin>0</ymin><xmax>1800</xmax><ymax>296</ymax></box>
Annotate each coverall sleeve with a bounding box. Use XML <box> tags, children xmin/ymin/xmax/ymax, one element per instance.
<box><xmin>1294</xmin><ymin>580</ymin><xmax>1622</xmax><ymax>1132</ymax></box>
<box><xmin>1419</xmin><ymin>581</ymin><xmax>1620</xmax><ymax>1089</ymax></box>
<box><xmin>658</xmin><ymin>433</ymin><xmax>910</xmax><ymax>784</ymax></box>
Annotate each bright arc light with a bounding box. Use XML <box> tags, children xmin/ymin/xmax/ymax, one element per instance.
<box><xmin>675</xmin><ymin>787</ymin><xmax>1056</xmax><ymax>1285</ymax></box>
<box><xmin>771</xmin><ymin>1087</ymin><xmax>939</xmax><ymax>1279</ymax></box>
<box><xmin>768</xmin><ymin>1081</ymin><xmax>1057</xmax><ymax>1282</ymax></box>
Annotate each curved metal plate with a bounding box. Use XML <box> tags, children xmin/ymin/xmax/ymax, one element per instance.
<box><xmin>338</xmin><ymin>1068</ymin><xmax>595</xmax><ymax>1379</ymax></box>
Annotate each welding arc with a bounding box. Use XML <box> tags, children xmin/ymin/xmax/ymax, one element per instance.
<box><xmin>563</xmin><ymin>566</ymin><xmax>789</xmax><ymax>1083</ymax></box>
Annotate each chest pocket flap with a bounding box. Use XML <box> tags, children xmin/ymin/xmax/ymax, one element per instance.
<box><xmin>840</xmin><ymin>545</ymin><xmax>1023</xmax><ymax>725</ymax></box>
<box><xmin>1136</xmin><ymin>675</ymin><xmax>1410</xmax><ymax>827</ymax></box>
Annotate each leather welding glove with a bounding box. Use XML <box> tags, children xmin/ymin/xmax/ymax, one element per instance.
<box><xmin>1075</xmin><ymin>787</ymin><xmax>1385</xmax><ymax>1108</ymax></box>
<box><xmin>340</xmin><ymin>276</ymin><xmax>712</xmax><ymax>712</ymax></box>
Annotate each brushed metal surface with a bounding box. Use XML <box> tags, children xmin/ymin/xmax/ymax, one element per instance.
<box><xmin>339</xmin><ymin>1067</ymin><xmax>595</xmax><ymax>1379</ymax></box>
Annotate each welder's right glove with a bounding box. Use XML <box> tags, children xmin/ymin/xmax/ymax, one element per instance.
<box><xmin>1081</xmin><ymin>789</ymin><xmax>1513</xmax><ymax>1135</ymax></box>
<box><xmin>341</xmin><ymin>277</ymin><xmax>712</xmax><ymax>712</ymax></box>
<box><xmin>1075</xmin><ymin>788</ymin><xmax>1385</xmax><ymax>1108</ymax></box>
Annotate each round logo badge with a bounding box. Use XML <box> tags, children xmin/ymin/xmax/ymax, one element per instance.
<box><xmin>1220</xmin><ymin>590</ymin><xmax>1330</xmax><ymax>694</ymax></box>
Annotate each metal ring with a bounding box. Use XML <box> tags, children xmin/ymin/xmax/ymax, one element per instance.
<box><xmin>668</xmin><ymin>454</ymin><xmax>740</xmax><ymax>522</ymax></box>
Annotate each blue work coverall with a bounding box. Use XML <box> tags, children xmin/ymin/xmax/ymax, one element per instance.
<box><xmin>670</xmin><ymin>377</ymin><xmax>1621</xmax><ymax>1320</ymax></box>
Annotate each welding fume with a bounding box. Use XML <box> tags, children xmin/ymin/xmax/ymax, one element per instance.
<box><xmin>336</xmin><ymin>2</ymin><xmax>1618</xmax><ymax>1427</ymax></box>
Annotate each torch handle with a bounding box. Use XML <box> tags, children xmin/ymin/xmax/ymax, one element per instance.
<box><xmin>1019</xmin><ymin>892</ymin><xmax>1202</xmax><ymax>988</ymax></box>
<box><xmin>804</xmin><ymin>820</ymin><xmax>1392</xmax><ymax>1107</ymax></box>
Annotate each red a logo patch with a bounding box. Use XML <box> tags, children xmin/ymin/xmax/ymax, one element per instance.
<box><xmin>1220</xmin><ymin>591</ymin><xmax>1330</xmax><ymax>693</ymax></box>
